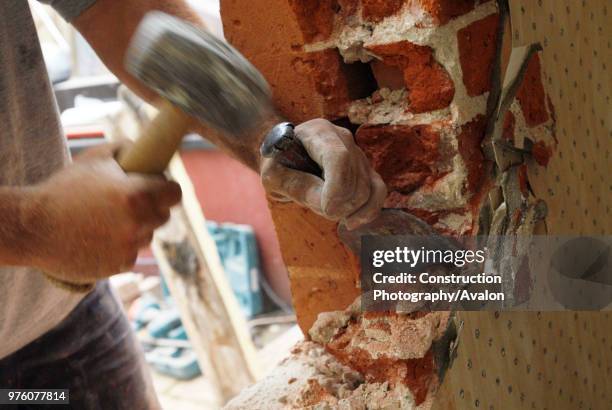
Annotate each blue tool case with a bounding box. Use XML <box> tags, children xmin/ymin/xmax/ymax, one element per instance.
<box><xmin>207</xmin><ymin>221</ymin><xmax>263</xmax><ymax>319</ymax></box>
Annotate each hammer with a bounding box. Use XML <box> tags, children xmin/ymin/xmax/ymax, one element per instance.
<box><xmin>49</xmin><ymin>11</ymin><xmax>318</xmax><ymax>292</ymax></box>
<box><xmin>119</xmin><ymin>11</ymin><xmax>272</xmax><ymax>173</ymax></box>
<box><xmin>120</xmin><ymin>12</ymin><xmax>320</xmax><ymax>174</ymax></box>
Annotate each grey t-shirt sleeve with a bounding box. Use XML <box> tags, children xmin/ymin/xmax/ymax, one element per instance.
<box><xmin>37</xmin><ymin>0</ymin><xmax>98</xmax><ymax>22</ymax></box>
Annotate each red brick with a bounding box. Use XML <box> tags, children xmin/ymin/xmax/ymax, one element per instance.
<box><xmin>367</xmin><ymin>41</ymin><xmax>431</xmax><ymax>70</ymax></box>
<box><xmin>359</xmin><ymin>0</ymin><xmax>487</xmax><ymax>26</ymax></box>
<box><xmin>516</xmin><ymin>54</ymin><xmax>549</xmax><ymax>127</ymax></box>
<box><xmin>370</xmin><ymin>59</ymin><xmax>405</xmax><ymax>90</ymax></box>
<box><xmin>362</xmin><ymin>0</ymin><xmax>405</xmax><ymax>22</ymax></box>
<box><xmin>502</xmin><ymin>111</ymin><xmax>515</xmax><ymax>142</ymax></box>
<box><xmin>294</xmin><ymin>49</ymin><xmax>377</xmax><ymax>119</ymax></box>
<box><xmin>531</xmin><ymin>140</ymin><xmax>552</xmax><ymax>166</ymax></box>
<box><xmin>433</xmin><ymin>0</ymin><xmax>479</xmax><ymax>22</ymax></box>
<box><xmin>457</xmin><ymin>13</ymin><xmax>500</xmax><ymax>96</ymax></box>
<box><xmin>457</xmin><ymin>115</ymin><xmax>488</xmax><ymax>192</ymax></box>
<box><xmin>326</xmin><ymin>315</ymin><xmax>436</xmax><ymax>405</ymax></box>
<box><xmin>222</xmin><ymin>0</ymin><xmax>317</xmax><ymax>121</ymax></box>
<box><xmin>222</xmin><ymin>0</ymin><xmax>375</xmax><ymax>122</ymax></box>
<box><xmin>419</xmin><ymin>0</ymin><xmax>481</xmax><ymax>25</ymax></box>
<box><xmin>287</xmin><ymin>0</ymin><xmax>337</xmax><ymax>42</ymax></box>
<box><xmin>355</xmin><ymin>124</ymin><xmax>446</xmax><ymax>193</ymax></box>
<box><xmin>367</xmin><ymin>41</ymin><xmax>455</xmax><ymax>112</ymax></box>
<box><xmin>404</xmin><ymin>59</ymin><xmax>455</xmax><ymax>112</ymax></box>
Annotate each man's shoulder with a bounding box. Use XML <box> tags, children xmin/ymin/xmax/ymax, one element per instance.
<box><xmin>36</xmin><ymin>0</ymin><xmax>98</xmax><ymax>22</ymax></box>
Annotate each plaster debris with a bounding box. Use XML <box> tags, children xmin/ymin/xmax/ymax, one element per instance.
<box><xmin>309</xmin><ymin>297</ymin><xmax>360</xmax><ymax>345</ymax></box>
<box><xmin>434</xmin><ymin>212</ymin><xmax>473</xmax><ymax>235</ymax></box>
<box><xmin>307</xmin><ymin>297</ymin><xmax>455</xmax><ymax>406</ymax></box>
<box><xmin>336</xmin><ymin>23</ymin><xmax>376</xmax><ymax>63</ymax></box>
<box><xmin>224</xmin><ymin>340</ymin><xmax>425</xmax><ymax>409</ymax></box>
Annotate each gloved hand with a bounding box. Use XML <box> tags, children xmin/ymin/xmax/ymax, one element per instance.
<box><xmin>260</xmin><ymin>119</ymin><xmax>387</xmax><ymax>229</ymax></box>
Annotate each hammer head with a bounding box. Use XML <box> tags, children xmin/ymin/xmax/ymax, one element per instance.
<box><xmin>126</xmin><ymin>11</ymin><xmax>272</xmax><ymax>135</ymax></box>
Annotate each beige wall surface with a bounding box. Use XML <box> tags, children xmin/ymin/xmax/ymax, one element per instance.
<box><xmin>434</xmin><ymin>1</ymin><xmax>611</xmax><ymax>409</ymax></box>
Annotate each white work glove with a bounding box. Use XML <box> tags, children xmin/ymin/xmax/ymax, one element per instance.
<box><xmin>260</xmin><ymin>119</ymin><xmax>387</xmax><ymax>230</ymax></box>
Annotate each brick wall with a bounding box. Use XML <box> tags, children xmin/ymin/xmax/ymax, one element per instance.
<box><xmin>221</xmin><ymin>0</ymin><xmax>555</xmax><ymax>406</ymax></box>
<box><xmin>222</xmin><ymin>0</ymin><xmax>512</xmax><ymax>236</ymax></box>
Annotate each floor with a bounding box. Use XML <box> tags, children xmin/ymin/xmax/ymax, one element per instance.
<box><xmin>151</xmin><ymin>369</ymin><xmax>220</xmax><ymax>410</ymax></box>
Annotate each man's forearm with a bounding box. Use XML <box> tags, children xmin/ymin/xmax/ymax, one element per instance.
<box><xmin>0</xmin><ymin>187</ymin><xmax>38</xmax><ymax>266</ymax></box>
<box><xmin>189</xmin><ymin>113</ymin><xmax>281</xmax><ymax>171</ymax></box>
<box><xmin>74</xmin><ymin>0</ymin><xmax>202</xmax><ymax>105</ymax></box>
<box><xmin>74</xmin><ymin>0</ymin><xmax>274</xmax><ymax>172</ymax></box>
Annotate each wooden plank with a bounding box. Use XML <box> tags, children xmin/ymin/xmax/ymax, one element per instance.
<box><xmin>151</xmin><ymin>173</ymin><xmax>260</xmax><ymax>403</ymax></box>
<box><xmin>107</xmin><ymin>105</ymin><xmax>261</xmax><ymax>404</ymax></box>
<box><xmin>161</xmin><ymin>151</ymin><xmax>261</xmax><ymax>384</ymax></box>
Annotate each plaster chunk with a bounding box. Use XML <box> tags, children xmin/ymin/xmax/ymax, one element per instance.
<box><xmin>224</xmin><ymin>341</ymin><xmax>424</xmax><ymax>409</ymax></box>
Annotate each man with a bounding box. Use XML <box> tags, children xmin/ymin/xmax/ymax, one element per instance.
<box><xmin>0</xmin><ymin>0</ymin><xmax>386</xmax><ymax>408</ymax></box>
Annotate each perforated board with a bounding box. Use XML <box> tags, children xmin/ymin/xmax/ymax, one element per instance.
<box><xmin>433</xmin><ymin>1</ymin><xmax>612</xmax><ymax>409</ymax></box>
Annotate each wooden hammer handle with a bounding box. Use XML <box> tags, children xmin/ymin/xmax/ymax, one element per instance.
<box><xmin>118</xmin><ymin>100</ymin><xmax>191</xmax><ymax>174</ymax></box>
<box><xmin>48</xmin><ymin>100</ymin><xmax>191</xmax><ymax>293</ymax></box>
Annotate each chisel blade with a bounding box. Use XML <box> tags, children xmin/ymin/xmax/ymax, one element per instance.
<box><xmin>337</xmin><ymin>209</ymin><xmax>446</xmax><ymax>255</ymax></box>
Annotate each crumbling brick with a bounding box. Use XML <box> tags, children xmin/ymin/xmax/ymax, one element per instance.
<box><xmin>366</xmin><ymin>41</ymin><xmax>455</xmax><ymax>112</ymax></box>
<box><xmin>360</xmin><ymin>0</ymin><xmax>490</xmax><ymax>26</ymax></box>
<box><xmin>362</xmin><ymin>0</ymin><xmax>405</xmax><ymax>22</ymax></box>
<box><xmin>457</xmin><ymin>13</ymin><xmax>500</xmax><ymax>96</ymax></box>
<box><xmin>370</xmin><ymin>60</ymin><xmax>405</xmax><ymax>90</ymax></box>
<box><xmin>516</xmin><ymin>54</ymin><xmax>549</xmax><ymax>127</ymax></box>
<box><xmin>222</xmin><ymin>1</ymin><xmax>379</xmax><ymax>122</ymax></box>
<box><xmin>294</xmin><ymin>49</ymin><xmax>377</xmax><ymax>119</ymax></box>
<box><xmin>295</xmin><ymin>379</ymin><xmax>338</xmax><ymax>407</ymax></box>
<box><xmin>355</xmin><ymin>124</ymin><xmax>447</xmax><ymax>193</ymax></box>
<box><xmin>457</xmin><ymin>114</ymin><xmax>489</xmax><ymax>192</ymax></box>
<box><xmin>531</xmin><ymin>140</ymin><xmax>552</xmax><ymax>166</ymax></box>
<box><xmin>323</xmin><ymin>311</ymin><xmax>451</xmax><ymax>405</ymax></box>
<box><xmin>419</xmin><ymin>0</ymin><xmax>482</xmax><ymax>25</ymax></box>
<box><xmin>287</xmin><ymin>0</ymin><xmax>337</xmax><ymax>42</ymax></box>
